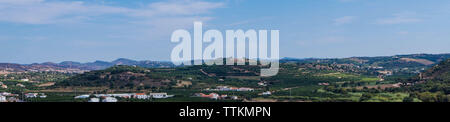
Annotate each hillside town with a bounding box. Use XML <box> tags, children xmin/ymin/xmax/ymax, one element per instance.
<box><xmin>74</xmin><ymin>93</ymin><xmax>174</xmax><ymax>102</ymax></box>
<box><xmin>203</xmin><ymin>86</ymin><xmax>254</xmax><ymax>92</ymax></box>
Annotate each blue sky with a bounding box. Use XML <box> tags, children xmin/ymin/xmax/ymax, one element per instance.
<box><xmin>1</xmin><ymin>0</ymin><xmax>450</xmax><ymax>64</ymax></box>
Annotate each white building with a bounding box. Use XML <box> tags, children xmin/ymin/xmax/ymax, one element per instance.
<box><xmin>110</xmin><ymin>94</ymin><xmax>132</xmax><ymax>98</ymax></box>
<box><xmin>258</xmin><ymin>82</ymin><xmax>267</xmax><ymax>86</ymax></box>
<box><xmin>39</xmin><ymin>93</ymin><xmax>47</xmax><ymax>98</ymax></box>
<box><xmin>210</xmin><ymin>93</ymin><xmax>219</xmax><ymax>99</ymax></box>
<box><xmin>102</xmin><ymin>97</ymin><xmax>118</xmax><ymax>102</ymax></box>
<box><xmin>210</xmin><ymin>86</ymin><xmax>254</xmax><ymax>92</ymax></box>
<box><xmin>16</xmin><ymin>83</ymin><xmax>25</xmax><ymax>87</ymax></box>
<box><xmin>135</xmin><ymin>93</ymin><xmax>149</xmax><ymax>99</ymax></box>
<box><xmin>0</xmin><ymin>92</ymin><xmax>11</xmax><ymax>96</ymax></box>
<box><xmin>88</xmin><ymin>98</ymin><xmax>100</xmax><ymax>102</ymax></box>
<box><xmin>262</xmin><ymin>91</ymin><xmax>272</xmax><ymax>95</ymax></box>
<box><xmin>25</xmin><ymin>93</ymin><xmax>38</xmax><ymax>98</ymax></box>
<box><xmin>237</xmin><ymin>88</ymin><xmax>254</xmax><ymax>91</ymax></box>
<box><xmin>93</xmin><ymin>94</ymin><xmax>133</xmax><ymax>98</ymax></box>
<box><xmin>20</xmin><ymin>79</ymin><xmax>29</xmax><ymax>82</ymax></box>
<box><xmin>150</xmin><ymin>93</ymin><xmax>174</xmax><ymax>99</ymax></box>
<box><xmin>74</xmin><ymin>95</ymin><xmax>90</xmax><ymax>99</ymax></box>
<box><xmin>0</xmin><ymin>95</ymin><xmax>6</xmax><ymax>102</ymax></box>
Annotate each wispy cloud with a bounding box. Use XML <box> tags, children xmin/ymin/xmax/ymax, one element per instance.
<box><xmin>0</xmin><ymin>0</ymin><xmax>44</xmax><ymax>4</ymax></box>
<box><xmin>333</xmin><ymin>16</ymin><xmax>356</xmax><ymax>25</ymax></box>
<box><xmin>0</xmin><ymin>0</ymin><xmax>124</xmax><ymax>24</ymax></box>
<box><xmin>376</xmin><ymin>12</ymin><xmax>422</xmax><ymax>24</ymax></box>
<box><xmin>0</xmin><ymin>0</ymin><xmax>225</xmax><ymax>24</ymax></box>
<box><xmin>141</xmin><ymin>1</ymin><xmax>224</xmax><ymax>16</ymax></box>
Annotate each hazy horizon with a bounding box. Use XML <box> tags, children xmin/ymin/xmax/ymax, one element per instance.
<box><xmin>2</xmin><ymin>52</ymin><xmax>450</xmax><ymax>65</ymax></box>
<box><xmin>2</xmin><ymin>0</ymin><xmax>450</xmax><ymax>64</ymax></box>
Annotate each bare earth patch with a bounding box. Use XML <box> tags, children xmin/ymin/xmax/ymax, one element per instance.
<box><xmin>174</xmin><ymin>80</ymin><xmax>192</xmax><ymax>88</ymax></box>
<box><xmin>37</xmin><ymin>82</ymin><xmax>56</xmax><ymax>87</ymax></box>
<box><xmin>400</xmin><ymin>58</ymin><xmax>434</xmax><ymax>65</ymax></box>
<box><xmin>356</xmin><ymin>83</ymin><xmax>401</xmax><ymax>90</ymax></box>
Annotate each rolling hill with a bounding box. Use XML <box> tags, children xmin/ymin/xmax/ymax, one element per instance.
<box><xmin>57</xmin><ymin>65</ymin><xmax>173</xmax><ymax>89</ymax></box>
<box><xmin>283</xmin><ymin>53</ymin><xmax>450</xmax><ymax>69</ymax></box>
<box><xmin>2</xmin><ymin>53</ymin><xmax>450</xmax><ymax>76</ymax></box>
<box><xmin>0</xmin><ymin>58</ymin><xmax>174</xmax><ymax>73</ymax></box>
<box><xmin>421</xmin><ymin>59</ymin><xmax>450</xmax><ymax>81</ymax></box>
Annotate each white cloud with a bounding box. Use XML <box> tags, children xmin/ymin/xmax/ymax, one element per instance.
<box><xmin>0</xmin><ymin>0</ymin><xmax>224</xmax><ymax>24</ymax></box>
<box><xmin>0</xmin><ymin>1</ymin><xmax>131</xmax><ymax>24</ymax></box>
<box><xmin>0</xmin><ymin>0</ymin><xmax>44</xmax><ymax>5</ymax></box>
<box><xmin>376</xmin><ymin>12</ymin><xmax>422</xmax><ymax>24</ymax></box>
<box><xmin>333</xmin><ymin>16</ymin><xmax>356</xmax><ymax>25</ymax></box>
<box><xmin>0</xmin><ymin>0</ymin><xmax>226</xmax><ymax>46</ymax></box>
<box><xmin>143</xmin><ymin>1</ymin><xmax>224</xmax><ymax>16</ymax></box>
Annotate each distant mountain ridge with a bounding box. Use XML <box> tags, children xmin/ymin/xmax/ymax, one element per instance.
<box><xmin>1</xmin><ymin>53</ymin><xmax>450</xmax><ymax>73</ymax></box>
<box><xmin>282</xmin><ymin>53</ymin><xmax>450</xmax><ymax>69</ymax></box>
<box><xmin>0</xmin><ymin>58</ymin><xmax>174</xmax><ymax>73</ymax></box>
